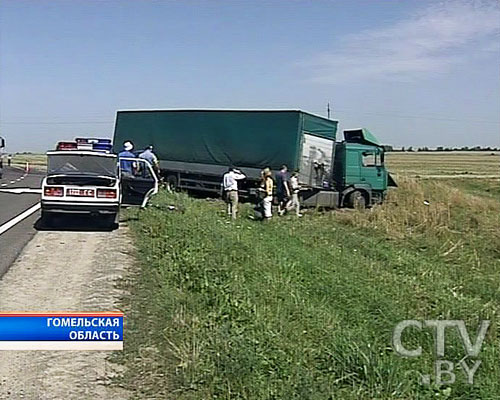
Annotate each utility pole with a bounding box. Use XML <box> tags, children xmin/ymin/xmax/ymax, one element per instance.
<box><xmin>0</xmin><ymin>136</ymin><xmax>4</xmax><ymax>170</ymax></box>
<box><xmin>327</xmin><ymin>103</ymin><xmax>331</xmax><ymax>119</ymax></box>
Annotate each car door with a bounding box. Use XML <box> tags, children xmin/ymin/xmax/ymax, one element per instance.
<box><xmin>120</xmin><ymin>158</ymin><xmax>158</xmax><ymax>207</ymax></box>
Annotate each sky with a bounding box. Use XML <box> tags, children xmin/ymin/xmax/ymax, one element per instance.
<box><xmin>0</xmin><ymin>0</ymin><xmax>499</xmax><ymax>152</ymax></box>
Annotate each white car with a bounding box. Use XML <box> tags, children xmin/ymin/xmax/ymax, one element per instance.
<box><xmin>41</xmin><ymin>148</ymin><xmax>157</xmax><ymax>226</ymax></box>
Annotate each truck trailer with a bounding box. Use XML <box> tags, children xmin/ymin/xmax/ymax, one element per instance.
<box><xmin>112</xmin><ymin>109</ymin><xmax>396</xmax><ymax>208</ymax></box>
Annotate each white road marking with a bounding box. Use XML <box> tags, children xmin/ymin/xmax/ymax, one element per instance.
<box><xmin>1</xmin><ymin>171</ymin><xmax>30</xmax><ymax>186</ymax></box>
<box><xmin>0</xmin><ymin>188</ymin><xmax>42</xmax><ymax>195</ymax></box>
<box><xmin>0</xmin><ymin>203</ymin><xmax>41</xmax><ymax>236</ymax></box>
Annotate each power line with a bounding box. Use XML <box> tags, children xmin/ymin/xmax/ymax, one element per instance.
<box><xmin>307</xmin><ymin>108</ymin><xmax>500</xmax><ymax>125</ymax></box>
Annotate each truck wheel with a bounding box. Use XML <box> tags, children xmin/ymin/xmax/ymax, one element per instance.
<box><xmin>166</xmin><ymin>175</ymin><xmax>178</xmax><ymax>192</ymax></box>
<box><xmin>348</xmin><ymin>191</ymin><xmax>367</xmax><ymax>209</ymax></box>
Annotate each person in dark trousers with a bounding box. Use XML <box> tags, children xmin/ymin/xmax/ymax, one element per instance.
<box><xmin>275</xmin><ymin>165</ymin><xmax>291</xmax><ymax>216</ymax></box>
<box><xmin>118</xmin><ymin>141</ymin><xmax>136</xmax><ymax>176</ymax></box>
<box><xmin>7</xmin><ymin>155</ymin><xmax>12</xmax><ymax>167</ymax></box>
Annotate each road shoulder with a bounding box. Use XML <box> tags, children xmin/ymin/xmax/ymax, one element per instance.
<box><xmin>0</xmin><ymin>224</ymin><xmax>133</xmax><ymax>399</ymax></box>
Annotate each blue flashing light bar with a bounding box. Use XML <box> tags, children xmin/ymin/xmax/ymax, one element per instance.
<box><xmin>56</xmin><ymin>138</ymin><xmax>113</xmax><ymax>153</ymax></box>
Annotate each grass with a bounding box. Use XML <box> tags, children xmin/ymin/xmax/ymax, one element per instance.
<box><xmin>8</xmin><ymin>153</ymin><xmax>47</xmax><ymax>171</ymax></box>
<box><xmin>116</xmin><ymin>174</ymin><xmax>500</xmax><ymax>399</ymax></box>
<box><xmin>441</xmin><ymin>179</ymin><xmax>500</xmax><ymax>200</ymax></box>
<box><xmin>386</xmin><ymin>151</ymin><xmax>500</xmax><ymax>178</ymax></box>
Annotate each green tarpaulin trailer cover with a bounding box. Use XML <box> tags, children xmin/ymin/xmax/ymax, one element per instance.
<box><xmin>113</xmin><ymin>109</ymin><xmax>338</xmax><ymax>171</ymax></box>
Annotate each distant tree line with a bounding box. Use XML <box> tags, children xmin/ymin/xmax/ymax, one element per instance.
<box><xmin>383</xmin><ymin>145</ymin><xmax>500</xmax><ymax>152</ymax></box>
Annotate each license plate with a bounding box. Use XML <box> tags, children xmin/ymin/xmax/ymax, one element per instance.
<box><xmin>66</xmin><ymin>188</ymin><xmax>95</xmax><ymax>197</ymax></box>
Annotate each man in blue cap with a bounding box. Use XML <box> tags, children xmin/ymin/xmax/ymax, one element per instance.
<box><xmin>139</xmin><ymin>145</ymin><xmax>159</xmax><ymax>176</ymax></box>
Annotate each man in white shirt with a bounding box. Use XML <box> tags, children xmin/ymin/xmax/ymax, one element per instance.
<box><xmin>222</xmin><ymin>167</ymin><xmax>246</xmax><ymax>219</ymax></box>
<box><xmin>288</xmin><ymin>171</ymin><xmax>302</xmax><ymax>217</ymax></box>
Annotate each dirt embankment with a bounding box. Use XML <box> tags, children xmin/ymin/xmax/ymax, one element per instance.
<box><xmin>0</xmin><ymin>225</ymin><xmax>134</xmax><ymax>399</ymax></box>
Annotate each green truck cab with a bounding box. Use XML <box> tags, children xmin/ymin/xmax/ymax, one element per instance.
<box><xmin>328</xmin><ymin>129</ymin><xmax>396</xmax><ymax>208</ymax></box>
<box><xmin>112</xmin><ymin>109</ymin><xmax>396</xmax><ymax>208</ymax></box>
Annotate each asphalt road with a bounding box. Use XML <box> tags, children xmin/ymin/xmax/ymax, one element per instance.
<box><xmin>0</xmin><ymin>167</ymin><xmax>44</xmax><ymax>277</ymax></box>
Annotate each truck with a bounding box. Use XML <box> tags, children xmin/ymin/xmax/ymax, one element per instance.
<box><xmin>41</xmin><ymin>138</ymin><xmax>158</xmax><ymax>226</ymax></box>
<box><xmin>112</xmin><ymin>109</ymin><xmax>396</xmax><ymax>208</ymax></box>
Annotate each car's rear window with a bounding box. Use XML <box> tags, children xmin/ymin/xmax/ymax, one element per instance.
<box><xmin>47</xmin><ymin>154</ymin><xmax>118</xmax><ymax>176</ymax></box>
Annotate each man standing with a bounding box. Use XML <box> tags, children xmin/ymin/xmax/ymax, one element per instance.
<box><xmin>275</xmin><ymin>165</ymin><xmax>291</xmax><ymax>216</ymax></box>
<box><xmin>7</xmin><ymin>154</ymin><xmax>12</xmax><ymax>167</ymax></box>
<box><xmin>139</xmin><ymin>145</ymin><xmax>160</xmax><ymax>176</ymax></box>
<box><xmin>139</xmin><ymin>145</ymin><xmax>158</xmax><ymax>167</ymax></box>
<box><xmin>288</xmin><ymin>171</ymin><xmax>302</xmax><ymax>217</ymax></box>
<box><xmin>118</xmin><ymin>141</ymin><xmax>135</xmax><ymax>176</ymax></box>
<box><xmin>222</xmin><ymin>167</ymin><xmax>246</xmax><ymax>219</ymax></box>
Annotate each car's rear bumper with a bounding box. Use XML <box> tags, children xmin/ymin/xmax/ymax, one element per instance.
<box><xmin>41</xmin><ymin>201</ymin><xmax>120</xmax><ymax>215</ymax></box>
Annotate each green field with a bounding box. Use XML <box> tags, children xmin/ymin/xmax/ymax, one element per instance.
<box><xmin>9</xmin><ymin>153</ymin><xmax>47</xmax><ymax>171</ymax></box>
<box><xmin>116</xmin><ymin>158</ymin><xmax>500</xmax><ymax>399</ymax></box>
<box><xmin>386</xmin><ymin>151</ymin><xmax>500</xmax><ymax>178</ymax></box>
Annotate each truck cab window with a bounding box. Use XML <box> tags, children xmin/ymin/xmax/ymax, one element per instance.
<box><xmin>375</xmin><ymin>149</ymin><xmax>383</xmax><ymax>167</ymax></box>
<box><xmin>362</xmin><ymin>152</ymin><xmax>376</xmax><ymax>167</ymax></box>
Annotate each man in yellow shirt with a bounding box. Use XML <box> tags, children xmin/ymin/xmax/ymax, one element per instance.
<box><xmin>261</xmin><ymin>167</ymin><xmax>274</xmax><ymax>219</ymax></box>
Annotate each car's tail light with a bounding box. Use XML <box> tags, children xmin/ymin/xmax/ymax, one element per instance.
<box><xmin>97</xmin><ymin>189</ymin><xmax>117</xmax><ymax>199</ymax></box>
<box><xmin>44</xmin><ymin>187</ymin><xmax>63</xmax><ymax>197</ymax></box>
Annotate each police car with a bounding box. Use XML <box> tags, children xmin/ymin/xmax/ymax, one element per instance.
<box><xmin>41</xmin><ymin>138</ymin><xmax>158</xmax><ymax>226</ymax></box>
